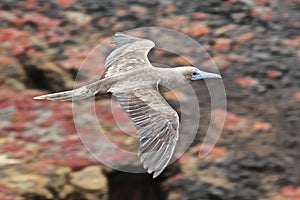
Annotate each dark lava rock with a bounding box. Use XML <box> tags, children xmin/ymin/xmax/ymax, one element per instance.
<box><xmin>49</xmin><ymin>42</ymin><xmax>61</xmax><ymax>48</ymax></box>
<box><xmin>276</xmin><ymin>177</ymin><xmax>294</xmax><ymax>187</ymax></box>
<box><xmin>240</xmin><ymin>177</ymin><xmax>260</xmax><ymax>189</ymax></box>
<box><xmin>293</xmin><ymin>71</ymin><xmax>300</xmax><ymax>79</ymax></box>
<box><xmin>193</xmin><ymin>0</ymin><xmax>231</xmax><ymax>14</ymax></box>
<box><xmin>20</xmin><ymin>55</ymin><xmax>74</xmax><ymax>91</ymax></box>
<box><xmin>227</xmin><ymin>171</ymin><xmax>251</xmax><ymax>182</ymax></box>
<box><xmin>239</xmin><ymin>156</ymin><xmax>267</xmax><ymax>171</ymax></box>
<box><xmin>227</xmin><ymin>172</ymin><xmax>241</xmax><ymax>182</ymax></box>
<box><xmin>197</xmin><ymin>161</ymin><xmax>211</xmax><ymax>170</ymax></box>
<box><xmin>281</xmin><ymin>76</ymin><xmax>292</xmax><ymax>87</ymax></box>
<box><xmin>61</xmin><ymin>38</ymin><xmax>78</xmax><ymax>45</ymax></box>
<box><xmin>282</xmin><ymin>139</ymin><xmax>298</xmax><ymax>148</ymax></box>
<box><xmin>275</xmin><ymin>65</ymin><xmax>289</xmax><ymax>73</ymax></box>
<box><xmin>53</xmin><ymin>54</ymin><xmax>69</xmax><ymax>60</ymax></box>
<box><xmin>230</xmin><ymin>178</ymin><xmax>261</xmax><ymax>200</ymax></box>
<box><xmin>194</xmin><ymin>0</ymin><xmax>222</xmax><ymax>11</ymax></box>
<box><xmin>230</xmin><ymin>188</ymin><xmax>259</xmax><ymax>200</ymax></box>
<box><xmin>265</xmin><ymin>82</ymin><xmax>276</xmax><ymax>90</ymax></box>
<box><xmin>230</xmin><ymin>1</ymin><xmax>251</xmax><ymax>13</ymax></box>
<box><xmin>265</xmin><ymin>63</ymin><xmax>289</xmax><ymax>73</ymax></box>
<box><xmin>253</xmin><ymin>52</ymin><xmax>272</xmax><ymax>60</ymax></box>
<box><xmin>84</xmin><ymin>1</ymin><xmax>112</xmax><ymax>13</ymax></box>
<box><xmin>29</xmin><ymin>45</ymin><xmax>44</xmax><ymax>51</ymax></box>
<box><xmin>254</xmin><ymin>84</ymin><xmax>267</xmax><ymax>94</ymax></box>
<box><xmin>166</xmin><ymin>177</ymin><xmax>215</xmax><ymax>200</ymax></box>
<box><xmin>207</xmin><ymin>17</ymin><xmax>230</xmax><ymax>28</ymax></box>
<box><xmin>186</xmin><ymin>183</ymin><xmax>212</xmax><ymax>200</ymax></box>
<box><xmin>208</xmin><ymin>187</ymin><xmax>228</xmax><ymax>200</ymax></box>
<box><xmin>267</xmin><ymin>158</ymin><xmax>286</xmax><ymax>173</ymax></box>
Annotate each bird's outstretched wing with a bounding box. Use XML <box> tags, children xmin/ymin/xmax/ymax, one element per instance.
<box><xmin>34</xmin><ymin>33</ymin><xmax>155</xmax><ymax>101</ymax></box>
<box><xmin>104</xmin><ymin>32</ymin><xmax>155</xmax><ymax>78</ymax></box>
<box><xmin>113</xmin><ymin>85</ymin><xmax>179</xmax><ymax>178</ymax></box>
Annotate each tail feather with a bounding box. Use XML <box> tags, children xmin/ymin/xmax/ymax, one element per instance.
<box><xmin>34</xmin><ymin>86</ymin><xmax>95</xmax><ymax>101</ymax></box>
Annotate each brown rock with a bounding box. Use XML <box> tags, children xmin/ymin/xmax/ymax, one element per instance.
<box><xmin>22</xmin><ymin>56</ymin><xmax>74</xmax><ymax>91</ymax></box>
<box><xmin>59</xmin><ymin>184</ymin><xmax>74</xmax><ymax>199</ymax></box>
<box><xmin>70</xmin><ymin>166</ymin><xmax>108</xmax><ymax>192</ymax></box>
<box><xmin>1</xmin><ymin>172</ymin><xmax>52</xmax><ymax>199</ymax></box>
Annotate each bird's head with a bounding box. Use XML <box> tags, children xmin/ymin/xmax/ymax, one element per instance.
<box><xmin>175</xmin><ymin>66</ymin><xmax>222</xmax><ymax>81</ymax></box>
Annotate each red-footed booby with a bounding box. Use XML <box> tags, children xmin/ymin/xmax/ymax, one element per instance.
<box><xmin>34</xmin><ymin>32</ymin><xmax>221</xmax><ymax>178</ymax></box>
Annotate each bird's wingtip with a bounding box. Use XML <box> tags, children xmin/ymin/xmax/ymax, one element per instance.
<box><xmin>152</xmin><ymin>171</ymin><xmax>160</xmax><ymax>178</ymax></box>
<box><xmin>33</xmin><ymin>96</ymin><xmax>43</xmax><ymax>100</ymax></box>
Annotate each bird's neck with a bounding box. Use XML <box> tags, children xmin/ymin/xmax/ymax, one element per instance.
<box><xmin>157</xmin><ymin>67</ymin><xmax>191</xmax><ymax>92</ymax></box>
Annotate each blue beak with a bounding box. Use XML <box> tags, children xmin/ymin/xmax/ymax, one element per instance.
<box><xmin>191</xmin><ymin>71</ymin><xmax>222</xmax><ymax>80</ymax></box>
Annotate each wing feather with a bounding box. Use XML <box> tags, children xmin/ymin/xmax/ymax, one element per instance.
<box><xmin>113</xmin><ymin>86</ymin><xmax>179</xmax><ymax>178</ymax></box>
<box><xmin>105</xmin><ymin>32</ymin><xmax>155</xmax><ymax>78</ymax></box>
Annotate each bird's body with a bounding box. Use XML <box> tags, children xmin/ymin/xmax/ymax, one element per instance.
<box><xmin>109</xmin><ymin>67</ymin><xmax>194</xmax><ymax>93</ymax></box>
<box><xmin>34</xmin><ymin>32</ymin><xmax>221</xmax><ymax>178</ymax></box>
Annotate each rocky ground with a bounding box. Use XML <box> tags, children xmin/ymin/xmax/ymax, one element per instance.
<box><xmin>0</xmin><ymin>0</ymin><xmax>299</xmax><ymax>199</ymax></box>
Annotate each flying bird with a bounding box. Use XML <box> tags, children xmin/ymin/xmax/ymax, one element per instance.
<box><xmin>34</xmin><ymin>32</ymin><xmax>221</xmax><ymax>178</ymax></box>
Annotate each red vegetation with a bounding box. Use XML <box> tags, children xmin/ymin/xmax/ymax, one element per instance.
<box><xmin>17</xmin><ymin>0</ymin><xmax>50</xmax><ymax>11</ymax></box>
<box><xmin>237</xmin><ymin>32</ymin><xmax>255</xmax><ymax>42</ymax></box>
<box><xmin>0</xmin><ymin>57</ymin><xmax>11</xmax><ymax>66</ymax></box>
<box><xmin>275</xmin><ymin>185</ymin><xmax>300</xmax><ymax>200</ymax></box>
<box><xmin>167</xmin><ymin>173</ymin><xmax>185</xmax><ymax>182</ymax></box>
<box><xmin>189</xmin><ymin>23</ymin><xmax>211</xmax><ymax>37</ymax></box>
<box><xmin>293</xmin><ymin>92</ymin><xmax>300</xmax><ymax>101</ymax></box>
<box><xmin>27</xmin><ymin>158</ymin><xmax>58</xmax><ymax>174</ymax></box>
<box><xmin>130</xmin><ymin>5</ymin><xmax>148</xmax><ymax>15</ymax></box>
<box><xmin>253</xmin><ymin>122</ymin><xmax>272</xmax><ymax>131</ymax></box>
<box><xmin>57</xmin><ymin>156</ymin><xmax>96</xmax><ymax>169</ymax></box>
<box><xmin>194</xmin><ymin>143</ymin><xmax>227</xmax><ymax>160</ymax></box>
<box><xmin>0</xmin><ymin>28</ymin><xmax>29</xmax><ymax>55</ymax></box>
<box><xmin>266</xmin><ymin>70</ymin><xmax>282</xmax><ymax>79</ymax></box>
<box><xmin>215</xmin><ymin>24</ymin><xmax>238</xmax><ymax>35</ymax></box>
<box><xmin>200</xmin><ymin>55</ymin><xmax>229</xmax><ymax>69</ymax></box>
<box><xmin>0</xmin><ymin>141</ymin><xmax>35</xmax><ymax>160</ymax></box>
<box><xmin>212</xmin><ymin>109</ymin><xmax>243</xmax><ymax>131</ymax></box>
<box><xmin>165</xmin><ymin>4</ymin><xmax>176</xmax><ymax>13</ymax></box>
<box><xmin>0</xmin><ymin>183</ymin><xmax>17</xmax><ymax>200</ymax></box>
<box><xmin>193</xmin><ymin>12</ymin><xmax>207</xmax><ymax>19</ymax></box>
<box><xmin>282</xmin><ymin>37</ymin><xmax>300</xmax><ymax>47</ymax></box>
<box><xmin>11</xmin><ymin>13</ymin><xmax>61</xmax><ymax>30</ymax></box>
<box><xmin>235</xmin><ymin>77</ymin><xmax>259</xmax><ymax>88</ymax></box>
<box><xmin>56</xmin><ymin>0</ymin><xmax>77</xmax><ymax>7</ymax></box>
<box><xmin>214</xmin><ymin>38</ymin><xmax>232</xmax><ymax>51</ymax></box>
<box><xmin>178</xmin><ymin>154</ymin><xmax>187</xmax><ymax>165</ymax></box>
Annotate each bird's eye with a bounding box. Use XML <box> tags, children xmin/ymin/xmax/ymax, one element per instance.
<box><xmin>192</xmin><ymin>72</ymin><xmax>198</xmax><ymax>76</ymax></box>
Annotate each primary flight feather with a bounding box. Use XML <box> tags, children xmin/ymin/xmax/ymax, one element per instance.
<box><xmin>34</xmin><ymin>32</ymin><xmax>221</xmax><ymax>178</ymax></box>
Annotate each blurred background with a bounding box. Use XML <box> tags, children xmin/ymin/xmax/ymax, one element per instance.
<box><xmin>0</xmin><ymin>0</ymin><xmax>299</xmax><ymax>199</ymax></box>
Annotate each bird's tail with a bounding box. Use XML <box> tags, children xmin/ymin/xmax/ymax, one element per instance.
<box><xmin>34</xmin><ymin>86</ymin><xmax>95</xmax><ymax>101</ymax></box>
